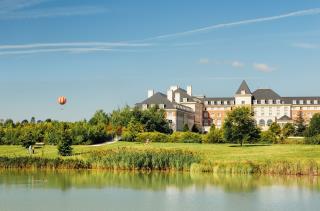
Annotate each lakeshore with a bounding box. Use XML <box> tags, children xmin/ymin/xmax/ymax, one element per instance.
<box><xmin>1</xmin><ymin>142</ymin><xmax>320</xmax><ymax>175</ymax></box>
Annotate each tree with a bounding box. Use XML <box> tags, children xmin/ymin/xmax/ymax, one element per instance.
<box><xmin>305</xmin><ymin>113</ymin><xmax>320</xmax><ymax>137</ymax></box>
<box><xmin>223</xmin><ymin>107</ymin><xmax>260</xmax><ymax>146</ymax></box>
<box><xmin>30</xmin><ymin>117</ymin><xmax>36</xmax><ymax>124</ymax></box>
<box><xmin>183</xmin><ymin>124</ymin><xmax>189</xmax><ymax>132</ymax></box>
<box><xmin>89</xmin><ymin>110</ymin><xmax>109</xmax><ymax>125</ymax></box>
<box><xmin>269</xmin><ymin>122</ymin><xmax>281</xmax><ymax>136</ymax></box>
<box><xmin>19</xmin><ymin>127</ymin><xmax>37</xmax><ymax>148</ymax></box>
<box><xmin>282</xmin><ymin>123</ymin><xmax>295</xmax><ymax>138</ymax></box>
<box><xmin>294</xmin><ymin>111</ymin><xmax>306</xmax><ymax>136</ymax></box>
<box><xmin>4</xmin><ymin>119</ymin><xmax>14</xmax><ymax>127</ymax></box>
<box><xmin>122</xmin><ymin>118</ymin><xmax>144</xmax><ymax>142</ymax></box>
<box><xmin>205</xmin><ymin>124</ymin><xmax>224</xmax><ymax>143</ymax></box>
<box><xmin>57</xmin><ymin>138</ymin><xmax>73</xmax><ymax>156</ymax></box>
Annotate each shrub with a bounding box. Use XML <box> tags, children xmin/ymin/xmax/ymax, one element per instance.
<box><xmin>203</xmin><ymin>125</ymin><xmax>225</xmax><ymax>144</ymax></box>
<box><xmin>169</xmin><ymin>132</ymin><xmax>202</xmax><ymax>143</ymax></box>
<box><xmin>305</xmin><ymin>134</ymin><xmax>320</xmax><ymax>145</ymax></box>
<box><xmin>57</xmin><ymin>138</ymin><xmax>73</xmax><ymax>156</ymax></box>
<box><xmin>259</xmin><ymin>131</ymin><xmax>277</xmax><ymax>144</ymax></box>
<box><xmin>136</xmin><ymin>132</ymin><xmax>169</xmax><ymax>143</ymax></box>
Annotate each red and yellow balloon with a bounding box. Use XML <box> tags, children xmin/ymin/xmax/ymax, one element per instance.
<box><xmin>58</xmin><ymin>96</ymin><xmax>67</xmax><ymax>105</ymax></box>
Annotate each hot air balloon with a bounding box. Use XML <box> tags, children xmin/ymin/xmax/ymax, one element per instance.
<box><xmin>58</xmin><ymin>96</ymin><xmax>67</xmax><ymax>105</ymax></box>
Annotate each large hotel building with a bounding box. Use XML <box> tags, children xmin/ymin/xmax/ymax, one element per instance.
<box><xmin>136</xmin><ymin>80</ymin><xmax>320</xmax><ymax>132</ymax></box>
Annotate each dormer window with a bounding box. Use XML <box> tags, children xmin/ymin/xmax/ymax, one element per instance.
<box><xmin>314</xmin><ymin>100</ymin><xmax>318</xmax><ymax>104</ymax></box>
<box><xmin>211</xmin><ymin>101</ymin><xmax>215</xmax><ymax>105</ymax></box>
<box><xmin>293</xmin><ymin>100</ymin><xmax>297</xmax><ymax>104</ymax></box>
<box><xmin>253</xmin><ymin>100</ymin><xmax>257</xmax><ymax>104</ymax></box>
<box><xmin>276</xmin><ymin>99</ymin><xmax>281</xmax><ymax>104</ymax></box>
<box><xmin>183</xmin><ymin>98</ymin><xmax>188</xmax><ymax>103</ymax></box>
<box><xmin>224</xmin><ymin>101</ymin><xmax>228</xmax><ymax>105</ymax></box>
<box><xmin>268</xmin><ymin>99</ymin><xmax>273</xmax><ymax>104</ymax></box>
<box><xmin>241</xmin><ymin>90</ymin><xmax>246</xmax><ymax>95</ymax></box>
<box><xmin>261</xmin><ymin>100</ymin><xmax>265</xmax><ymax>104</ymax></box>
<box><xmin>307</xmin><ymin>100</ymin><xmax>311</xmax><ymax>105</ymax></box>
<box><xmin>299</xmin><ymin>100</ymin><xmax>304</xmax><ymax>105</ymax></box>
<box><xmin>159</xmin><ymin>104</ymin><xmax>165</xmax><ymax>109</ymax></box>
<box><xmin>217</xmin><ymin>101</ymin><xmax>221</xmax><ymax>105</ymax></box>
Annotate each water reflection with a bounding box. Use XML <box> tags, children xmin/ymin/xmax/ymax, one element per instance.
<box><xmin>0</xmin><ymin>169</ymin><xmax>319</xmax><ymax>192</ymax></box>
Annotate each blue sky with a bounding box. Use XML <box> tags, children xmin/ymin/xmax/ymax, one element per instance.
<box><xmin>1</xmin><ymin>0</ymin><xmax>320</xmax><ymax>121</ymax></box>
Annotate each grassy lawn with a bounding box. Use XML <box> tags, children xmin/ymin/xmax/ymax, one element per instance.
<box><xmin>1</xmin><ymin>142</ymin><xmax>320</xmax><ymax>163</ymax></box>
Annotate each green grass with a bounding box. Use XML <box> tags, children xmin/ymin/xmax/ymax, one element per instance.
<box><xmin>1</xmin><ymin>142</ymin><xmax>320</xmax><ymax>175</ymax></box>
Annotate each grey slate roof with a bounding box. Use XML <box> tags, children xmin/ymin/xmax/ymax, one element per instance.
<box><xmin>173</xmin><ymin>88</ymin><xmax>198</xmax><ymax>102</ymax></box>
<box><xmin>235</xmin><ymin>80</ymin><xmax>251</xmax><ymax>95</ymax></box>
<box><xmin>135</xmin><ymin>92</ymin><xmax>193</xmax><ymax>111</ymax></box>
<box><xmin>136</xmin><ymin>92</ymin><xmax>176</xmax><ymax>109</ymax></box>
<box><xmin>277</xmin><ymin>115</ymin><xmax>292</xmax><ymax>121</ymax></box>
<box><xmin>252</xmin><ymin>89</ymin><xmax>281</xmax><ymax>100</ymax></box>
<box><xmin>281</xmin><ymin>97</ymin><xmax>320</xmax><ymax>105</ymax></box>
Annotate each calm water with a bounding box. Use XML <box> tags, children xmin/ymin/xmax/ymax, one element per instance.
<box><xmin>0</xmin><ymin>170</ymin><xmax>320</xmax><ymax>211</ymax></box>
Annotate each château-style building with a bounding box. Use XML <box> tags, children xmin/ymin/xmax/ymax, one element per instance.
<box><xmin>136</xmin><ymin>80</ymin><xmax>320</xmax><ymax>132</ymax></box>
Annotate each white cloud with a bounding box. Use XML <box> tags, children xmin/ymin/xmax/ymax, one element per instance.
<box><xmin>0</xmin><ymin>42</ymin><xmax>152</xmax><ymax>56</ymax></box>
<box><xmin>199</xmin><ymin>58</ymin><xmax>210</xmax><ymax>64</ymax></box>
<box><xmin>144</xmin><ymin>8</ymin><xmax>320</xmax><ymax>40</ymax></box>
<box><xmin>231</xmin><ymin>61</ymin><xmax>244</xmax><ymax>68</ymax></box>
<box><xmin>0</xmin><ymin>0</ymin><xmax>107</xmax><ymax>20</ymax></box>
<box><xmin>253</xmin><ymin>63</ymin><xmax>275</xmax><ymax>72</ymax></box>
<box><xmin>292</xmin><ymin>42</ymin><xmax>319</xmax><ymax>49</ymax></box>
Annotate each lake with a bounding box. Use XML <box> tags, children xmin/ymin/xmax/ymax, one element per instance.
<box><xmin>0</xmin><ymin>170</ymin><xmax>320</xmax><ymax>211</ymax></box>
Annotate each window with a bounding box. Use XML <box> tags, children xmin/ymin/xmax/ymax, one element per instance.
<box><xmin>253</xmin><ymin>100</ymin><xmax>257</xmax><ymax>104</ymax></box>
<box><xmin>224</xmin><ymin>101</ymin><xmax>228</xmax><ymax>105</ymax></box>
<box><xmin>261</xmin><ymin>100</ymin><xmax>265</xmax><ymax>104</ymax></box>
<box><xmin>142</xmin><ymin>104</ymin><xmax>148</xmax><ymax>110</ymax></box>
<box><xmin>267</xmin><ymin>119</ymin><xmax>273</xmax><ymax>126</ymax></box>
<box><xmin>314</xmin><ymin>100</ymin><xmax>318</xmax><ymax>104</ymax></box>
<box><xmin>300</xmin><ymin>100</ymin><xmax>304</xmax><ymax>105</ymax></box>
<box><xmin>241</xmin><ymin>90</ymin><xmax>246</xmax><ymax>95</ymax></box>
<box><xmin>276</xmin><ymin>99</ymin><xmax>281</xmax><ymax>104</ymax></box>
<box><xmin>183</xmin><ymin>98</ymin><xmax>188</xmax><ymax>103</ymax></box>
<box><xmin>268</xmin><ymin>100</ymin><xmax>273</xmax><ymax>104</ymax></box>
<box><xmin>307</xmin><ymin>100</ymin><xmax>311</xmax><ymax>105</ymax></box>
<box><xmin>203</xmin><ymin>112</ymin><xmax>208</xmax><ymax>118</ymax></box>
<box><xmin>293</xmin><ymin>100</ymin><xmax>297</xmax><ymax>104</ymax></box>
<box><xmin>217</xmin><ymin>120</ymin><xmax>222</xmax><ymax>127</ymax></box>
<box><xmin>159</xmin><ymin>104</ymin><xmax>165</xmax><ymax>109</ymax></box>
<box><xmin>241</xmin><ymin>101</ymin><xmax>245</xmax><ymax>105</ymax></box>
<box><xmin>259</xmin><ymin>119</ymin><xmax>265</xmax><ymax>126</ymax></box>
<box><xmin>211</xmin><ymin>101</ymin><xmax>215</xmax><ymax>105</ymax></box>
<box><xmin>217</xmin><ymin>101</ymin><xmax>221</xmax><ymax>105</ymax></box>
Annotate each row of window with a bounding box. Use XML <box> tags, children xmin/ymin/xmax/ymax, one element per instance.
<box><xmin>258</xmin><ymin>119</ymin><xmax>273</xmax><ymax>127</ymax></box>
<box><xmin>293</xmin><ymin>100</ymin><xmax>318</xmax><ymax>105</ymax></box>
<box><xmin>142</xmin><ymin>104</ymin><xmax>165</xmax><ymax>109</ymax></box>
<box><xmin>204</xmin><ymin>100</ymin><xmax>233</xmax><ymax>105</ymax></box>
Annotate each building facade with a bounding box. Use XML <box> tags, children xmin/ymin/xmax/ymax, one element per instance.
<box><xmin>136</xmin><ymin>80</ymin><xmax>320</xmax><ymax>132</ymax></box>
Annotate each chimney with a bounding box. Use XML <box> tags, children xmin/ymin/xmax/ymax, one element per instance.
<box><xmin>170</xmin><ymin>85</ymin><xmax>179</xmax><ymax>91</ymax></box>
<box><xmin>175</xmin><ymin>92</ymin><xmax>181</xmax><ymax>103</ymax></box>
<box><xmin>187</xmin><ymin>85</ymin><xmax>192</xmax><ymax>96</ymax></box>
<box><xmin>148</xmin><ymin>90</ymin><xmax>154</xmax><ymax>98</ymax></box>
<box><xmin>167</xmin><ymin>89</ymin><xmax>173</xmax><ymax>102</ymax></box>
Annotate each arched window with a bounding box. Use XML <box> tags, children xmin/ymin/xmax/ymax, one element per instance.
<box><xmin>259</xmin><ymin>119</ymin><xmax>265</xmax><ymax>127</ymax></box>
<box><xmin>267</xmin><ymin>119</ymin><xmax>273</xmax><ymax>126</ymax></box>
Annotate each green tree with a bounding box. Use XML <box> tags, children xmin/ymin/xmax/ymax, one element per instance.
<box><xmin>223</xmin><ymin>107</ymin><xmax>260</xmax><ymax>146</ymax></box>
<box><xmin>89</xmin><ymin>110</ymin><xmax>109</xmax><ymax>125</ymax></box>
<box><xmin>269</xmin><ymin>122</ymin><xmax>281</xmax><ymax>136</ymax></box>
<box><xmin>57</xmin><ymin>138</ymin><xmax>73</xmax><ymax>156</ymax></box>
<box><xmin>183</xmin><ymin>124</ymin><xmax>189</xmax><ymax>132</ymax></box>
<box><xmin>305</xmin><ymin>113</ymin><xmax>320</xmax><ymax>137</ymax></box>
<box><xmin>122</xmin><ymin>118</ymin><xmax>144</xmax><ymax>142</ymax></box>
<box><xmin>294</xmin><ymin>111</ymin><xmax>306</xmax><ymax>136</ymax></box>
<box><xmin>282</xmin><ymin>123</ymin><xmax>295</xmax><ymax>138</ymax></box>
<box><xmin>205</xmin><ymin>124</ymin><xmax>224</xmax><ymax>143</ymax></box>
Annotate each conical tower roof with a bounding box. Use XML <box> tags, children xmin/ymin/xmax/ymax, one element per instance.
<box><xmin>235</xmin><ymin>80</ymin><xmax>251</xmax><ymax>95</ymax></box>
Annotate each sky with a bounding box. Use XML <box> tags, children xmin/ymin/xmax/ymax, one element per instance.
<box><xmin>1</xmin><ymin>0</ymin><xmax>320</xmax><ymax>121</ymax></box>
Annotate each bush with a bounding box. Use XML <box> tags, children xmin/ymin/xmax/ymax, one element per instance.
<box><xmin>203</xmin><ymin>125</ymin><xmax>225</xmax><ymax>144</ymax></box>
<box><xmin>169</xmin><ymin>132</ymin><xmax>202</xmax><ymax>143</ymax></box>
<box><xmin>259</xmin><ymin>131</ymin><xmax>277</xmax><ymax>144</ymax></box>
<box><xmin>305</xmin><ymin>135</ymin><xmax>320</xmax><ymax>145</ymax></box>
<box><xmin>136</xmin><ymin>132</ymin><xmax>169</xmax><ymax>143</ymax></box>
<box><xmin>57</xmin><ymin>138</ymin><xmax>73</xmax><ymax>156</ymax></box>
